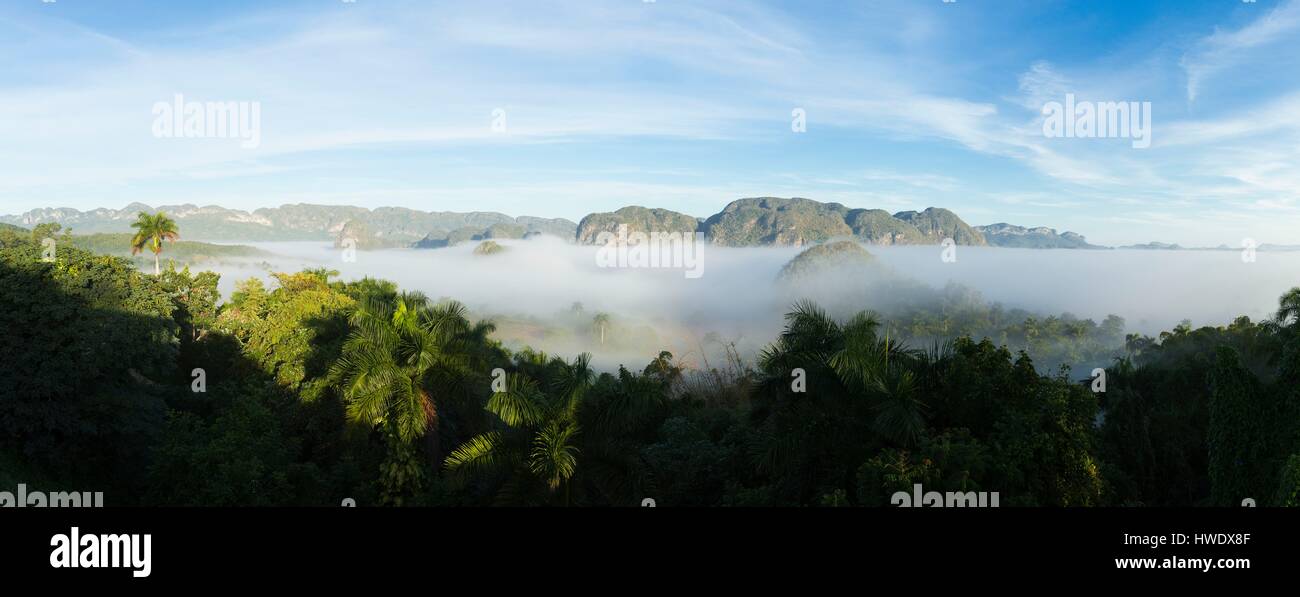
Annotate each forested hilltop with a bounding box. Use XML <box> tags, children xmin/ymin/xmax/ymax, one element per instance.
<box><xmin>3</xmin><ymin>224</ymin><xmax>1299</xmax><ymax>507</ymax></box>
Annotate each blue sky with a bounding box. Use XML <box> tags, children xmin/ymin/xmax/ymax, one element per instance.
<box><xmin>1</xmin><ymin>0</ymin><xmax>1298</xmax><ymax>246</ymax></box>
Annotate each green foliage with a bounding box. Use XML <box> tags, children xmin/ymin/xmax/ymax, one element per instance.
<box><xmin>1273</xmin><ymin>455</ymin><xmax>1300</xmax><ymax>507</ymax></box>
<box><xmin>774</xmin><ymin>246</ymin><xmax>1126</xmax><ymax>375</ymax></box>
<box><xmin>1207</xmin><ymin>347</ymin><xmax>1271</xmax><ymax>505</ymax></box>
<box><xmin>845</xmin><ymin>209</ymin><xmax>927</xmax><ymax>245</ymax></box>
<box><xmin>892</xmin><ymin>207</ymin><xmax>987</xmax><ymax>245</ymax></box>
<box><xmin>976</xmin><ymin>223</ymin><xmax>1102</xmax><ymax>249</ymax></box>
<box><xmin>414</xmin><ymin>218</ymin><xmax>574</xmax><ymax>248</ymax></box>
<box><xmin>473</xmin><ymin>240</ymin><xmax>507</xmax><ymax>256</ymax></box>
<box><xmin>146</xmin><ymin>387</ymin><xmax>308</xmax><ymax>506</ymax></box>
<box><xmin>161</xmin><ymin>265</ymin><xmax>221</xmax><ymax>343</ymax></box>
<box><xmin>69</xmin><ymin>233</ymin><xmax>262</xmax><ymax>269</ymax></box>
<box><xmin>575</xmin><ymin>206</ymin><xmax>699</xmax><ymax>244</ymax></box>
<box><xmin>775</xmin><ymin>241</ymin><xmax>877</xmax><ymax>282</ymax></box>
<box><xmin>640</xmin><ymin>414</ymin><xmax>745</xmax><ymax>506</ymax></box>
<box><xmin>743</xmin><ymin>302</ymin><xmax>1103</xmax><ymax>506</ymax></box>
<box><xmin>0</xmin><ymin>231</ymin><xmax>176</xmax><ymax>493</ymax></box>
<box><xmin>1100</xmin><ymin>295</ymin><xmax>1300</xmax><ymax>506</ymax></box>
<box><xmin>330</xmin><ymin>293</ymin><xmax>497</xmax><ymax>503</ymax></box>
<box><xmin>482</xmin><ymin>223</ymin><xmax>526</xmax><ymax>240</ymax></box>
<box><xmin>4</xmin><ymin>218</ymin><xmax>1299</xmax><ymax>508</ymax></box>
<box><xmin>222</xmin><ymin>271</ymin><xmax>355</xmax><ymax>396</ymax></box>
<box><xmin>129</xmin><ymin>211</ymin><xmax>180</xmax><ymax>275</ymax></box>
<box><xmin>30</xmin><ymin>222</ymin><xmax>69</xmax><ymax>243</ymax></box>
<box><xmin>702</xmin><ymin>197</ymin><xmax>852</xmax><ymax>247</ymax></box>
<box><xmin>891</xmin><ymin>289</ymin><xmax>1125</xmax><ymax>375</ymax></box>
<box><xmin>702</xmin><ymin>199</ymin><xmax>985</xmax><ymax>247</ymax></box>
<box><xmin>335</xmin><ymin>218</ymin><xmax>409</xmax><ymax>250</ymax></box>
<box><xmin>856</xmin><ymin>430</ymin><xmax>992</xmax><ymax>506</ymax></box>
<box><xmin>446</xmin><ymin>352</ymin><xmax>593</xmax><ymax>504</ymax></box>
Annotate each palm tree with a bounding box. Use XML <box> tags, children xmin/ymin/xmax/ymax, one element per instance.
<box><xmin>752</xmin><ymin>301</ymin><xmax>924</xmax><ymax>499</ymax></box>
<box><xmin>330</xmin><ymin>292</ymin><xmax>477</xmax><ymax>501</ymax></box>
<box><xmin>1263</xmin><ymin>288</ymin><xmax>1300</xmax><ymax>367</ymax></box>
<box><xmin>1274</xmin><ymin>287</ymin><xmax>1300</xmax><ymax>328</ymax></box>
<box><xmin>129</xmin><ymin>211</ymin><xmax>180</xmax><ymax>275</ymax></box>
<box><xmin>445</xmin><ymin>353</ymin><xmax>593</xmax><ymax>505</ymax></box>
<box><xmin>643</xmin><ymin>350</ymin><xmax>682</xmax><ymax>384</ymax></box>
<box><xmin>593</xmin><ymin>313</ymin><xmax>610</xmax><ymax>346</ymax></box>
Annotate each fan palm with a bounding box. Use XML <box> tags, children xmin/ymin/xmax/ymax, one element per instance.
<box><xmin>129</xmin><ymin>211</ymin><xmax>180</xmax><ymax>275</ymax></box>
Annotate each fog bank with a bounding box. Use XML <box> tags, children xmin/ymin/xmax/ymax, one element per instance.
<box><xmin>201</xmin><ymin>238</ymin><xmax>1300</xmax><ymax>371</ymax></box>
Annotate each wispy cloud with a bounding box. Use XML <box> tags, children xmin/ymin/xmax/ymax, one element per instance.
<box><xmin>1181</xmin><ymin>0</ymin><xmax>1300</xmax><ymax>103</ymax></box>
<box><xmin>1</xmin><ymin>0</ymin><xmax>1299</xmax><ymax>246</ymax></box>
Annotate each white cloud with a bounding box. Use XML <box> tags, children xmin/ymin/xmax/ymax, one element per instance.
<box><xmin>1181</xmin><ymin>0</ymin><xmax>1300</xmax><ymax>102</ymax></box>
<box><xmin>3</xmin><ymin>0</ymin><xmax>1300</xmax><ymax>247</ymax></box>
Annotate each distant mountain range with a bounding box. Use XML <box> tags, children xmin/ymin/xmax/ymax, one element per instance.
<box><xmin>6</xmin><ymin>198</ymin><xmax>1283</xmax><ymax>250</ymax></box>
<box><xmin>973</xmin><ymin>223</ymin><xmax>1104</xmax><ymax>249</ymax></box>
<box><xmin>1119</xmin><ymin>241</ymin><xmax>1184</xmax><ymax>251</ymax></box>
<box><xmin>574</xmin><ymin>198</ymin><xmax>1083</xmax><ymax>248</ymax></box>
<box><xmin>1</xmin><ymin>202</ymin><xmax>578</xmax><ymax>247</ymax></box>
<box><xmin>1116</xmin><ymin>241</ymin><xmax>1300</xmax><ymax>252</ymax></box>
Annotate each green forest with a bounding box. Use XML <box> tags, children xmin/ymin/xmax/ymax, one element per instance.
<box><xmin>3</xmin><ymin>220</ymin><xmax>1299</xmax><ymax>507</ymax></box>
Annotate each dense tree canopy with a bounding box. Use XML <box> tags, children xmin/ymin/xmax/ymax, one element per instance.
<box><xmin>2</xmin><ymin>225</ymin><xmax>1298</xmax><ymax>507</ymax></box>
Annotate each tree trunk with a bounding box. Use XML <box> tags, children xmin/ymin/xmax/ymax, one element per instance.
<box><xmin>154</xmin><ymin>253</ymin><xmax>160</xmax><ymax>276</ymax></box>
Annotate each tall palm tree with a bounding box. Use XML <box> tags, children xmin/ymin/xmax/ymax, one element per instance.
<box><xmin>129</xmin><ymin>211</ymin><xmax>180</xmax><ymax>275</ymax></box>
<box><xmin>330</xmin><ymin>293</ymin><xmax>477</xmax><ymax>499</ymax></box>
<box><xmin>593</xmin><ymin>313</ymin><xmax>611</xmax><ymax>346</ymax></box>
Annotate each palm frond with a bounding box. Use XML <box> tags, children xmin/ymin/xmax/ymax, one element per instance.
<box><xmin>444</xmin><ymin>431</ymin><xmax>507</xmax><ymax>479</ymax></box>
<box><xmin>870</xmin><ymin>370</ymin><xmax>926</xmax><ymax>447</ymax></box>
<box><xmin>528</xmin><ymin>421</ymin><xmax>580</xmax><ymax>491</ymax></box>
<box><xmin>487</xmin><ymin>374</ymin><xmax>546</xmax><ymax>427</ymax></box>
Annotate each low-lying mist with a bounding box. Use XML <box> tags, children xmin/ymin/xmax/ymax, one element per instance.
<box><xmin>200</xmin><ymin>237</ymin><xmax>1300</xmax><ymax>374</ymax></box>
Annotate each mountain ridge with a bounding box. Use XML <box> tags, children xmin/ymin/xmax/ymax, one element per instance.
<box><xmin>974</xmin><ymin>223</ymin><xmax>1105</xmax><ymax>249</ymax></box>
<box><xmin>1</xmin><ymin>203</ymin><xmax>579</xmax><ymax>246</ymax></box>
<box><xmin>4</xmin><ymin>199</ymin><xmax>1107</xmax><ymax>249</ymax></box>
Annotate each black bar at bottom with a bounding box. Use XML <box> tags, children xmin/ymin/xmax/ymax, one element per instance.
<box><xmin>1</xmin><ymin>507</ymin><xmax>1282</xmax><ymax>587</ymax></box>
